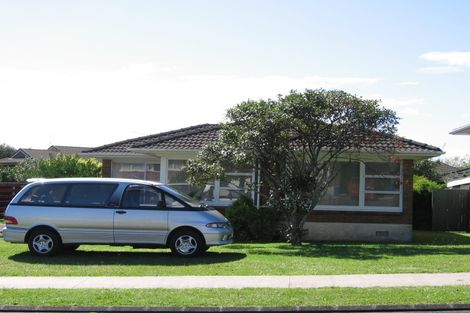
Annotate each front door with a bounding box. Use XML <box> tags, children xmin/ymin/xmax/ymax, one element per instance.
<box><xmin>113</xmin><ymin>184</ymin><xmax>168</xmax><ymax>245</ymax></box>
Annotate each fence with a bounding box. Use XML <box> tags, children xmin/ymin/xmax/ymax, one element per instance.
<box><xmin>432</xmin><ymin>189</ymin><xmax>470</xmax><ymax>231</ymax></box>
<box><xmin>0</xmin><ymin>183</ymin><xmax>25</xmax><ymax>217</ymax></box>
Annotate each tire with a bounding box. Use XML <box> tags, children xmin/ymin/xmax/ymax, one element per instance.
<box><xmin>27</xmin><ymin>228</ymin><xmax>62</xmax><ymax>256</ymax></box>
<box><xmin>63</xmin><ymin>244</ymin><xmax>80</xmax><ymax>251</ymax></box>
<box><xmin>169</xmin><ymin>229</ymin><xmax>205</xmax><ymax>257</ymax></box>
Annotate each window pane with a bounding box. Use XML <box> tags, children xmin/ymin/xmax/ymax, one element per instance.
<box><xmin>167</xmin><ymin>184</ymin><xmax>200</xmax><ymax>198</ymax></box>
<box><xmin>168</xmin><ymin>160</ymin><xmax>188</xmax><ymax>183</ymax></box>
<box><xmin>365</xmin><ymin>193</ymin><xmax>399</xmax><ymax>207</ymax></box>
<box><xmin>220</xmin><ymin>175</ymin><xmax>252</xmax><ymax>189</ymax></box>
<box><xmin>164</xmin><ymin>194</ymin><xmax>185</xmax><ymax>208</ymax></box>
<box><xmin>122</xmin><ymin>186</ymin><xmax>162</xmax><ymax>208</ymax></box>
<box><xmin>146</xmin><ymin>164</ymin><xmax>160</xmax><ymax>182</ymax></box>
<box><xmin>112</xmin><ymin>162</ymin><xmax>145</xmax><ymax>180</ymax></box>
<box><xmin>19</xmin><ymin>184</ymin><xmax>67</xmax><ymax>205</ymax></box>
<box><xmin>319</xmin><ymin>162</ymin><xmax>360</xmax><ymax>206</ymax></box>
<box><xmin>64</xmin><ymin>184</ymin><xmax>117</xmax><ymax>207</ymax></box>
<box><xmin>365</xmin><ymin>178</ymin><xmax>400</xmax><ymax>192</ymax></box>
<box><xmin>199</xmin><ymin>183</ymin><xmax>215</xmax><ymax>201</ymax></box>
<box><xmin>219</xmin><ymin>189</ymin><xmax>251</xmax><ymax>201</ymax></box>
<box><xmin>365</xmin><ymin>162</ymin><xmax>400</xmax><ymax>176</ymax></box>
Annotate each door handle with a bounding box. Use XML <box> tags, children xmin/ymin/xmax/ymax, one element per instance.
<box><xmin>115</xmin><ymin>210</ymin><xmax>127</xmax><ymax>215</ymax></box>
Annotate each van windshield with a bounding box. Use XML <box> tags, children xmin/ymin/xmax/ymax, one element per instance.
<box><xmin>158</xmin><ymin>185</ymin><xmax>204</xmax><ymax>208</ymax></box>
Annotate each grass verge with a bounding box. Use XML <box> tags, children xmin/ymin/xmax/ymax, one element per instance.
<box><xmin>2</xmin><ymin>231</ymin><xmax>470</xmax><ymax>276</ymax></box>
<box><xmin>1</xmin><ymin>287</ymin><xmax>470</xmax><ymax>307</ymax></box>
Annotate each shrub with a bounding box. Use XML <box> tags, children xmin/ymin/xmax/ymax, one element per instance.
<box><xmin>0</xmin><ymin>155</ymin><xmax>101</xmax><ymax>182</ymax></box>
<box><xmin>225</xmin><ymin>194</ymin><xmax>281</xmax><ymax>242</ymax></box>
<box><xmin>413</xmin><ymin>175</ymin><xmax>445</xmax><ymax>194</ymax></box>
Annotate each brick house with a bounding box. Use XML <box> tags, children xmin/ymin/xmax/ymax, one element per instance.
<box><xmin>81</xmin><ymin>124</ymin><xmax>443</xmax><ymax>242</ymax></box>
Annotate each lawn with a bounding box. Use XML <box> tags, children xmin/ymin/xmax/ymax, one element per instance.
<box><xmin>1</xmin><ymin>231</ymin><xmax>470</xmax><ymax>276</ymax></box>
<box><xmin>1</xmin><ymin>286</ymin><xmax>470</xmax><ymax>307</ymax></box>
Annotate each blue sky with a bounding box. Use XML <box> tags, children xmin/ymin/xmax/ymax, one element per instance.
<box><xmin>0</xmin><ymin>0</ymin><xmax>469</xmax><ymax>157</ymax></box>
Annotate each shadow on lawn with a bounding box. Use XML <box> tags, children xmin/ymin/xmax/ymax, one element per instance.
<box><xmin>9</xmin><ymin>250</ymin><xmax>246</xmax><ymax>266</ymax></box>
<box><xmin>226</xmin><ymin>232</ymin><xmax>470</xmax><ymax>261</ymax></box>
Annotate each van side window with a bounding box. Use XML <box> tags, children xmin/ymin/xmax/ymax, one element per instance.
<box><xmin>122</xmin><ymin>185</ymin><xmax>163</xmax><ymax>209</ymax></box>
<box><xmin>19</xmin><ymin>184</ymin><xmax>68</xmax><ymax>205</ymax></box>
<box><xmin>63</xmin><ymin>183</ymin><xmax>117</xmax><ymax>207</ymax></box>
<box><xmin>164</xmin><ymin>194</ymin><xmax>186</xmax><ymax>209</ymax></box>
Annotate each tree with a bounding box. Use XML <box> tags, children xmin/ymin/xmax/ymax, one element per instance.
<box><xmin>186</xmin><ymin>89</ymin><xmax>398</xmax><ymax>245</ymax></box>
<box><xmin>441</xmin><ymin>155</ymin><xmax>470</xmax><ymax>168</ymax></box>
<box><xmin>0</xmin><ymin>143</ymin><xmax>16</xmax><ymax>159</ymax></box>
<box><xmin>414</xmin><ymin>159</ymin><xmax>442</xmax><ymax>183</ymax></box>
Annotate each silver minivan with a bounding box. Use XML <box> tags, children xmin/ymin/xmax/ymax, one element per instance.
<box><xmin>2</xmin><ymin>178</ymin><xmax>233</xmax><ymax>257</ymax></box>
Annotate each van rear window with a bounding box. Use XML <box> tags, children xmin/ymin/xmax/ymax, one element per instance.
<box><xmin>19</xmin><ymin>184</ymin><xmax>68</xmax><ymax>205</ymax></box>
<box><xmin>63</xmin><ymin>183</ymin><xmax>117</xmax><ymax>207</ymax></box>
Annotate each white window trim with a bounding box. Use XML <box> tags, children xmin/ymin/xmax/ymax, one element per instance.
<box><xmin>205</xmin><ymin>171</ymin><xmax>256</xmax><ymax>207</ymax></box>
<box><xmin>315</xmin><ymin>160</ymin><xmax>404</xmax><ymax>213</ymax></box>
<box><xmin>111</xmin><ymin>160</ymin><xmax>161</xmax><ymax>181</ymax></box>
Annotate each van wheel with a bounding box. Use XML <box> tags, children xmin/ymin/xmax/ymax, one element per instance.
<box><xmin>169</xmin><ymin>230</ymin><xmax>205</xmax><ymax>257</ymax></box>
<box><xmin>28</xmin><ymin>229</ymin><xmax>62</xmax><ymax>256</ymax></box>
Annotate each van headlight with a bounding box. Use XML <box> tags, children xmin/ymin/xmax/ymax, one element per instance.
<box><xmin>206</xmin><ymin>222</ymin><xmax>230</xmax><ymax>229</ymax></box>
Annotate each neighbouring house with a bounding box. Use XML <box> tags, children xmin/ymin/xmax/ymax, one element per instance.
<box><xmin>446</xmin><ymin>123</ymin><xmax>470</xmax><ymax>189</ymax></box>
<box><xmin>81</xmin><ymin>123</ymin><xmax>443</xmax><ymax>242</ymax></box>
<box><xmin>0</xmin><ymin>145</ymin><xmax>91</xmax><ymax>166</ymax></box>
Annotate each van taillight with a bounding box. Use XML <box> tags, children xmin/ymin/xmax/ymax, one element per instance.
<box><xmin>4</xmin><ymin>216</ymin><xmax>18</xmax><ymax>225</ymax></box>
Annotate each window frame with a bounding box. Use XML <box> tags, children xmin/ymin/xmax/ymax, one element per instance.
<box><xmin>61</xmin><ymin>183</ymin><xmax>119</xmax><ymax>208</ymax></box>
<box><xmin>120</xmin><ymin>184</ymin><xmax>166</xmax><ymax>210</ymax></box>
<box><xmin>315</xmin><ymin>160</ymin><xmax>403</xmax><ymax>213</ymax></box>
<box><xmin>111</xmin><ymin>161</ymin><xmax>161</xmax><ymax>181</ymax></box>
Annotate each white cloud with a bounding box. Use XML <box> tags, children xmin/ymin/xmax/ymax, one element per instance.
<box><xmin>420</xmin><ymin>51</ymin><xmax>470</xmax><ymax>66</ymax></box>
<box><xmin>398</xmin><ymin>81</ymin><xmax>420</xmax><ymax>86</ymax></box>
<box><xmin>0</xmin><ymin>64</ymin><xmax>380</xmax><ymax>149</ymax></box>
<box><xmin>367</xmin><ymin>94</ymin><xmax>424</xmax><ymax>117</ymax></box>
<box><xmin>417</xmin><ymin>66</ymin><xmax>464</xmax><ymax>74</ymax></box>
<box><xmin>419</xmin><ymin>51</ymin><xmax>470</xmax><ymax>73</ymax></box>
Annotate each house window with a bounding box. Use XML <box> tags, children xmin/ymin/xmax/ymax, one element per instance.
<box><xmin>318</xmin><ymin>162</ymin><xmax>359</xmax><ymax>206</ymax></box>
<box><xmin>364</xmin><ymin>162</ymin><xmax>401</xmax><ymax>208</ymax></box>
<box><xmin>219</xmin><ymin>171</ymin><xmax>254</xmax><ymax>201</ymax></box>
<box><xmin>112</xmin><ymin>162</ymin><xmax>161</xmax><ymax>181</ymax></box>
<box><xmin>316</xmin><ymin>160</ymin><xmax>403</xmax><ymax>212</ymax></box>
<box><xmin>167</xmin><ymin>159</ymin><xmax>200</xmax><ymax>197</ymax></box>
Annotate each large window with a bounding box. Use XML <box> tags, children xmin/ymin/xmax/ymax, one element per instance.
<box><xmin>19</xmin><ymin>184</ymin><xmax>68</xmax><ymax>205</ymax></box>
<box><xmin>167</xmin><ymin>159</ymin><xmax>200</xmax><ymax>197</ymax></box>
<box><xmin>316</xmin><ymin>161</ymin><xmax>403</xmax><ymax>212</ymax></box>
<box><xmin>112</xmin><ymin>162</ymin><xmax>160</xmax><ymax>181</ymax></box>
<box><xmin>319</xmin><ymin>162</ymin><xmax>359</xmax><ymax>206</ymax></box>
<box><xmin>364</xmin><ymin>162</ymin><xmax>401</xmax><ymax>208</ymax></box>
<box><xmin>64</xmin><ymin>183</ymin><xmax>118</xmax><ymax>207</ymax></box>
<box><xmin>219</xmin><ymin>171</ymin><xmax>254</xmax><ymax>201</ymax></box>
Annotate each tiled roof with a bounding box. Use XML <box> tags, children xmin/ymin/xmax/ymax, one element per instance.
<box><xmin>20</xmin><ymin>149</ymin><xmax>57</xmax><ymax>159</ymax></box>
<box><xmin>82</xmin><ymin>123</ymin><xmax>443</xmax><ymax>155</ymax></box>
<box><xmin>49</xmin><ymin>146</ymin><xmax>92</xmax><ymax>155</ymax></box>
<box><xmin>83</xmin><ymin>124</ymin><xmax>220</xmax><ymax>154</ymax></box>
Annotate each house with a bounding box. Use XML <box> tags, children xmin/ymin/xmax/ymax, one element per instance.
<box><xmin>0</xmin><ymin>145</ymin><xmax>91</xmax><ymax>166</ymax></box>
<box><xmin>81</xmin><ymin>123</ymin><xmax>443</xmax><ymax>242</ymax></box>
<box><xmin>446</xmin><ymin>123</ymin><xmax>470</xmax><ymax>189</ymax></box>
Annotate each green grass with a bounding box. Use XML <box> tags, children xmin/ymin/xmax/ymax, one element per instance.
<box><xmin>2</xmin><ymin>231</ymin><xmax>470</xmax><ymax>276</ymax></box>
<box><xmin>1</xmin><ymin>286</ymin><xmax>470</xmax><ymax>307</ymax></box>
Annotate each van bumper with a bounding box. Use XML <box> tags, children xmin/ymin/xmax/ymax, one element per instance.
<box><xmin>2</xmin><ymin>227</ymin><xmax>27</xmax><ymax>243</ymax></box>
<box><xmin>203</xmin><ymin>228</ymin><xmax>234</xmax><ymax>246</ymax></box>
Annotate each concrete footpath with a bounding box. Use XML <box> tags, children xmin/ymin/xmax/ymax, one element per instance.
<box><xmin>2</xmin><ymin>273</ymin><xmax>470</xmax><ymax>289</ymax></box>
